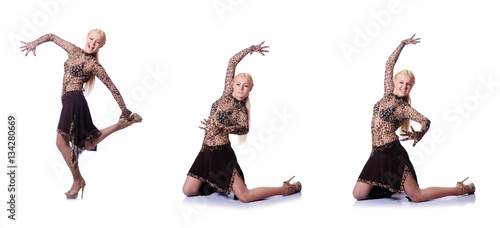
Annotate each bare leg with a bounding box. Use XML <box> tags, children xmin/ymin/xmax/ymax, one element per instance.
<box><xmin>232</xmin><ymin>175</ymin><xmax>292</xmax><ymax>203</ymax></box>
<box><xmin>83</xmin><ymin>121</ymin><xmax>132</xmax><ymax>150</ymax></box>
<box><xmin>182</xmin><ymin>176</ymin><xmax>203</xmax><ymax>197</ymax></box>
<box><xmin>352</xmin><ymin>181</ymin><xmax>373</xmax><ymax>200</ymax></box>
<box><xmin>56</xmin><ymin>133</ymin><xmax>83</xmax><ymax>193</ymax></box>
<box><xmin>56</xmin><ymin>120</ymin><xmax>134</xmax><ymax>194</ymax></box>
<box><xmin>403</xmin><ymin>174</ymin><xmax>463</xmax><ymax>202</ymax></box>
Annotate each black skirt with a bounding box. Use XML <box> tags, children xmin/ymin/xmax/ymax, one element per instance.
<box><xmin>187</xmin><ymin>143</ymin><xmax>245</xmax><ymax>195</ymax></box>
<box><xmin>357</xmin><ymin>140</ymin><xmax>418</xmax><ymax>198</ymax></box>
<box><xmin>57</xmin><ymin>91</ymin><xmax>101</xmax><ymax>167</ymax></box>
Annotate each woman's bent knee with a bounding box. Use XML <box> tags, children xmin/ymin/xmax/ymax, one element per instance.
<box><xmin>406</xmin><ymin>193</ymin><xmax>425</xmax><ymax>203</ymax></box>
<box><xmin>353</xmin><ymin>190</ymin><xmax>368</xmax><ymax>200</ymax></box>
<box><xmin>352</xmin><ymin>182</ymin><xmax>371</xmax><ymax>200</ymax></box>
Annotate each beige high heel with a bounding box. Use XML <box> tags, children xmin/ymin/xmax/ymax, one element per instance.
<box><xmin>283</xmin><ymin>176</ymin><xmax>302</xmax><ymax>195</ymax></box>
<box><xmin>119</xmin><ymin>113</ymin><xmax>143</xmax><ymax>126</ymax></box>
<box><xmin>456</xmin><ymin>177</ymin><xmax>475</xmax><ymax>195</ymax></box>
<box><xmin>65</xmin><ymin>179</ymin><xmax>86</xmax><ymax>199</ymax></box>
<box><xmin>124</xmin><ymin>113</ymin><xmax>143</xmax><ymax>123</ymax></box>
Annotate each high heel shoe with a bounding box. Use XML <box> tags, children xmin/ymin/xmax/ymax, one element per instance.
<box><xmin>283</xmin><ymin>176</ymin><xmax>302</xmax><ymax>195</ymax></box>
<box><xmin>127</xmin><ymin>113</ymin><xmax>142</xmax><ymax>123</ymax></box>
<box><xmin>456</xmin><ymin>177</ymin><xmax>475</xmax><ymax>195</ymax></box>
<box><xmin>120</xmin><ymin>113</ymin><xmax>143</xmax><ymax>124</ymax></box>
<box><xmin>65</xmin><ymin>179</ymin><xmax>86</xmax><ymax>199</ymax></box>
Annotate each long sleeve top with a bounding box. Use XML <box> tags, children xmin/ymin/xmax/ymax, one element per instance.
<box><xmin>201</xmin><ymin>46</ymin><xmax>255</xmax><ymax>147</ymax></box>
<box><xmin>31</xmin><ymin>34</ymin><xmax>129</xmax><ymax>117</ymax></box>
<box><xmin>371</xmin><ymin>41</ymin><xmax>430</xmax><ymax>150</ymax></box>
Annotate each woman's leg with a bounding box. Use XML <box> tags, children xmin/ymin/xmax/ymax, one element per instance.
<box><xmin>183</xmin><ymin>176</ymin><xmax>203</xmax><ymax>197</ymax></box>
<box><xmin>232</xmin><ymin>175</ymin><xmax>292</xmax><ymax>203</ymax></box>
<box><xmin>83</xmin><ymin>120</ymin><xmax>133</xmax><ymax>150</ymax></box>
<box><xmin>403</xmin><ymin>174</ymin><xmax>464</xmax><ymax>203</ymax></box>
<box><xmin>56</xmin><ymin>133</ymin><xmax>83</xmax><ymax>193</ymax></box>
<box><xmin>352</xmin><ymin>181</ymin><xmax>373</xmax><ymax>200</ymax></box>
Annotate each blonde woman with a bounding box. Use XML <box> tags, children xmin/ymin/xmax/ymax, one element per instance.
<box><xmin>21</xmin><ymin>29</ymin><xmax>141</xmax><ymax>199</ymax></box>
<box><xmin>182</xmin><ymin>42</ymin><xmax>301</xmax><ymax>203</ymax></box>
<box><xmin>352</xmin><ymin>35</ymin><xmax>475</xmax><ymax>202</ymax></box>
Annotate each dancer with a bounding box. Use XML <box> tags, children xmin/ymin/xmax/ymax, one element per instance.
<box><xmin>182</xmin><ymin>42</ymin><xmax>301</xmax><ymax>203</ymax></box>
<box><xmin>21</xmin><ymin>29</ymin><xmax>142</xmax><ymax>199</ymax></box>
<box><xmin>352</xmin><ymin>34</ymin><xmax>475</xmax><ymax>202</ymax></box>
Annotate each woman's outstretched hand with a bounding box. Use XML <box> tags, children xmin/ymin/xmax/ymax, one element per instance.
<box><xmin>402</xmin><ymin>34</ymin><xmax>420</xmax><ymax>45</ymax></box>
<box><xmin>199</xmin><ymin>119</ymin><xmax>219</xmax><ymax>136</ymax></box>
<box><xmin>199</xmin><ymin>119</ymin><xmax>215</xmax><ymax>131</ymax></box>
<box><xmin>250</xmin><ymin>41</ymin><xmax>269</xmax><ymax>56</ymax></box>
<box><xmin>400</xmin><ymin>126</ymin><xmax>424</xmax><ymax>147</ymax></box>
<box><xmin>20</xmin><ymin>41</ymin><xmax>37</xmax><ymax>56</ymax></box>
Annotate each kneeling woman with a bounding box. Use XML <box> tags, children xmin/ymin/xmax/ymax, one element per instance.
<box><xmin>352</xmin><ymin>35</ymin><xmax>475</xmax><ymax>202</ymax></box>
<box><xmin>182</xmin><ymin>42</ymin><xmax>301</xmax><ymax>203</ymax></box>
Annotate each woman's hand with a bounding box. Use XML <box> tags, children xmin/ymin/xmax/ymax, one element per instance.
<box><xmin>402</xmin><ymin>34</ymin><xmax>420</xmax><ymax>45</ymax></box>
<box><xmin>250</xmin><ymin>41</ymin><xmax>269</xmax><ymax>56</ymax></box>
<box><xmin>199</xmin><ymin>119</ymin><xmax>213</xmax><ymax>131</ymax></box>
<box><xmin>20</xmin><ymin>41</ymin><xmax>37</xmax><ymax>56</ymax></box>
<box><xmin>120</xmin><ymin>108</ymin><xmax>132</xmax><ymax>119</ymax></box>
<box><xmin>199</xmin><ymin>119</ymin><xmax>221</xmax><ymax>136</ymax></box>
<box><xmin>400</xmin><ymin>126</ymin><xmax>424</xmax><ymax>147</ymax></box>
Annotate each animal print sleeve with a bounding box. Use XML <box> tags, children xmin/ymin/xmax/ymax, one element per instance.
<box><xmin>31</xmin><ymin>33</ymin><xmax>79</xmax><ymax>56</ymax></box>
<box><xmin>222</xmin><ymin>109</ymin><xmax>249</xmax><ymax>135</ymax></box>
<box><xmin>384</xmin><ymin>41</ymin><xmax>407</xmax><ymax>96</ymax></box>
<box><xmin>399</xmin><ymin>103</ymin><xmax>431</xmax><ymax>140</ymax></box>
<box><xmin>223</xmin><ymin>45</ymin><xmax>255</xmax><ymax>97</ymax></box>
<box><xmin>92</xmin><ymin>61</ymin><xmax>131</xmax><ymax>118</ymax></box>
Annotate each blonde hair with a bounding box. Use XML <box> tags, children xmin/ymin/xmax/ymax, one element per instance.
<box><xmin>394</xmin><ymin>69</ymin><xmax>415</xmax><ymax>133</ymax></box>
<box><xmin>84</xmin><ymin>28</ymin><xmax>106</xmax><ymax>96</ymax></box>
<box><xmin>233</xmin><ymin>73</ymin><xmax>253</xmax><ymax>145</ymax></box>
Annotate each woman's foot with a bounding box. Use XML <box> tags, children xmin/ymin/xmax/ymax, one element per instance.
<box><xmin>118</xmin><ymin>113</ymin><xmax>142</xmax><ymax>129</ymax></box>
<box><xmin>65</xmin><ymin>179</ymin><xmax>86</xmax><ymax>199</ymax></box>
<box><xmin>283</xmin><ymin>176</ymin><xmax>302</xmax><ymax>195</ymax></box>
<box><xmin>456</xmin><ymin>177</ymin><xmax>475</xmax><ymax>195</ymax></box>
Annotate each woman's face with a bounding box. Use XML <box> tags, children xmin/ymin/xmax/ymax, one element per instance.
<box><xmin>84</xmin><ymin>31</ymin><xmax>104</xmax><ymax>54</ymax></box>
<box><xmin>232</xmin><ymin>76</ymin><xmax>253</xmax><ymax>101</ymax></box>
<box><xmin>393</xmin><ymin>74</ymin><xmax>414</xmax><ymax>97</ymax></box>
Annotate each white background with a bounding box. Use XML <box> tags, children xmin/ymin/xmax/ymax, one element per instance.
<box><xmin>1</xmin><ymin>0</ymin><xmax>499</xmax><ymax>227</ymax></box>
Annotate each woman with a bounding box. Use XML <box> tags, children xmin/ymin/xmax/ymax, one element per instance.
<box><xmin>182</xmin><ymin>42</ymin><xmax>301</xmax><ymax>203</ymax></box>
<box><xmin>352</xmin><ymin>35</ymin><xmax>475</xmax><ymax>202</ymax></box>
<box><xmin>21</xmin><ymin>29</ymin><xmax>142</xmax><ymax>199</ymax></box>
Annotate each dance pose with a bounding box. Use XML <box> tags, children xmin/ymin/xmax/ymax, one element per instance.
<box><xmin>352</xmin><ymin>35</ymin><xmax>475</xmax><ymax>202</ymax></box>
<box><xmin>182</xmin><ymin>42</ymin><xmax>301</xmax><ymax>203</ymax></box>
<box><xmin>21</xmin><ymin>29</ymin><xmax>142</xmax><ymax>199</ymax></box>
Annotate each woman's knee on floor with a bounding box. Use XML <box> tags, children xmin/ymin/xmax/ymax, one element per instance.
<box><xmin>352</xmin><ymin>182</ymin><xmax>371</xmax><ymax>200</ymax></box>
<box><xmin>182</xmin><ymin>185</ymin><xmax>199</xmax><ymax>197</ymax></box>
<box><xmin>352</xmin><ymin>189</ymin><xmax>369</xmax><ymax>200</ymax></box>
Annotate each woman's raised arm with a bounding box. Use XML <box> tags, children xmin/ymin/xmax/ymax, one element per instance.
<box><xmin>384</xmin><ymin>34</ymin><xmax>420</xmax><ymax>95</ymax></box>
<box><xmin>223</xmin><ymin>42</ymin><xmax>268</xmax><ymax>96</ymax></box>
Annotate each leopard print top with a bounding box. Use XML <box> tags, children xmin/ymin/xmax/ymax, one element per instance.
<box><xmin>371</xmin><ymin>41</ymin><xmax>430</xmax><ymax>150</ymax></box>
<box><xmin>201</xmin><ymin>46</ymin><xmax>258</xmax><ymax>147</ymax></box>
<box><xmin>31</xmin><ymin>34</ymin><xmax>130</xmax><ymax>118</ymax></box>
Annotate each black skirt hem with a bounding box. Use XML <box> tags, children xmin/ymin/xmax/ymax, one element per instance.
<box><xmin>187</xmin><ymin>168</ymin><xmax>243</xmax><ymax>195</ymax></box>
<box><xmin>56</xmin><ymin>92</ymin><xmax>100</xmax><ymax>167</ymax></box>
<box><xmin>357</xmin><ymin>165</ymin><xmax>416</xmax><ymax>194</ymax></box>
